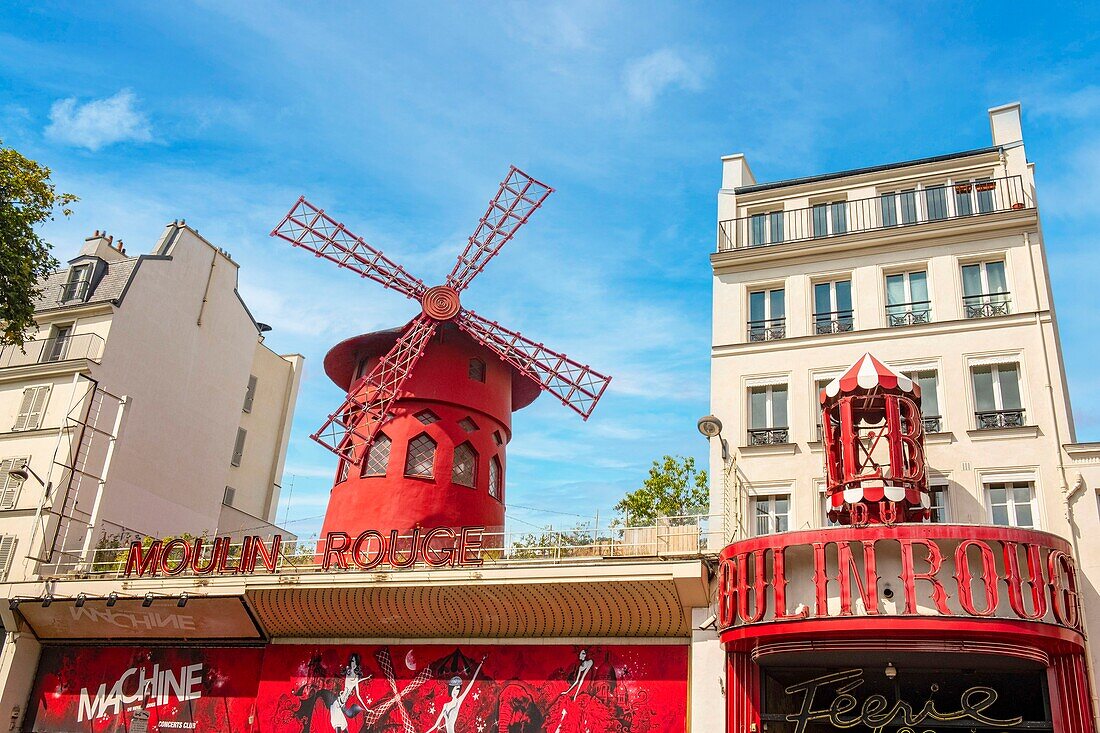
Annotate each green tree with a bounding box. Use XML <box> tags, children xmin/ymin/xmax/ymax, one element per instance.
<box><xmin>614</xmin><ymin>455</ymin><xmax>709</xmax><ymax>527</ymax></box>
<box><xmin>0</xmin><ymin>139</ymin><xmax>77</xmax><ymax>347</ymax></box>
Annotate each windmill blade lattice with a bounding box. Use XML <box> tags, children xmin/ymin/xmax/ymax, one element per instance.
<box><xmin>272</xmin><ymin>197</ymin><xmax>426</xmax><ymax>300</ymax></box>
<box><xmin>456</xmin><ymin>309</ymin><xmax>611</xmax><ymax>419</ymax></box>
<box><xmin>446</xmin><ymin>167</ymin><xmax>553</xmax><ymax>293</ymax></box>
<box><xmin>273</xmin><ymin>166</ymin><xmax>611</xmax><ymax>466</ymax></box>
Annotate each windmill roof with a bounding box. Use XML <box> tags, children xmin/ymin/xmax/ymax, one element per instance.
<box><xmin>323</xmin><ymin>321</ymin><xmax>542</xmax><ymax>410</ymax></box>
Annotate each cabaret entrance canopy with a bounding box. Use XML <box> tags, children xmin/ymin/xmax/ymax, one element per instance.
<box><xmin>271</xmin><ymin>167</ymin><xmax>612</xmax><ymax>538</ymax></box>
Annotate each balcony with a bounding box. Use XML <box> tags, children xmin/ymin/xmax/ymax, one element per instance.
<box><xmin>886</xmin><ymin>301</ymin><xmax>932</xmax><ymax>327</ymax></box>
<box><xmin>963</xmin><ymin>292</ymin><xmax>1012</xmax><ymax>319</ymax></box>
<box><xmin>718</xmin><ymin>175</ymin><xmax>1032</xmax><ymax>252</ymax></box>
<box><xmin>58</xmin><ymin>280</ymin><xmax>91</xmax><ymax>304</ymax></box>
<box><xmin>747</xmin><ymin>318</ymin><xmax>786</xmax><ymax>342</ymax></box>
<box><xmin>747</xmin><ymin>427</ymin><xmax>789</xmax><ymax>445</ymax></box>
<box><xmin>922</xmin><ymin>415</ymin><xmax>942</xmax><ymax>433</ymax></box>
<box><xmin>813</xmin><ymin>310</ymin><xmax>854</xmax><ymax>335</ymax></box>
<box><xmin>975</xmin><ymin>409</ymin><xmax>1025</xmax><ymax>430</ymax></box>
<box><xmin>0</xmin><ymin>333</ymin><xmax>105</xmax><ymax>369</ymax></box>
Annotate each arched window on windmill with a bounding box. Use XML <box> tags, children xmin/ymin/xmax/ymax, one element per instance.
<box><xmin>452</xmin><ymin>442</ymin><xmax>478</xmax><ymax>488</ymax></box>
<box><xmin>468</xmin><ymin>357</ymin><xmax>486</xmax><ymax>382</ymax></box>
<box><xmin>489</xmin><ymin>456</ymin><xmax>503</xmax><ymax>501</ymax></box>
<box><xmin>404</xmin><ymin>433</ymin><xmax>437</xmax><ymax>479</ymax></box>
<box><xmin>360</xmin><ymin>433</ymin><xmax>392</xmax><ymax>478</ymax></box>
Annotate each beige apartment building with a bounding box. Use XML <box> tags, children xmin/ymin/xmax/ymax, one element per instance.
<box><xmin>0</xmin><ymin>223</ymin><xmax>303</xmax><ymax>583</ymax></box>
<box><xmin>706</xmin><ymin>102</ymin><xmax>1100</xmax><ymax>719</ymax></box>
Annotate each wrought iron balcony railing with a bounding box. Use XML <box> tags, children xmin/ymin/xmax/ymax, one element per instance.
<box><xmin>886</xmin><ymin>301</ymin><xmax>932</xmax><ymax>327</ymax></box>
<box><xmin>975</xmin><ymin>409</ymin><xmax>1025</xmax><ymax>430</ymax></box>
<box><xmin>0</xmin><ymin>332</ymin><xmax>105</xmax><ymax>369</ymax></box>
<box><xmin>963</xmin><ymin>292</ymin><xmax>1012</xmax><ymax>319</ymax></box>
<box><xmin>922</xmin><ymin>415</ymin><xmax>942</xmax><ymax>433</ymax></box>
<box><xmin>813</xmin><ymin>311</ymin><xmax>854</xmax><ymax>335</ymax></box>
<box><xmin>718</xmin><ymin>175</ymin><xmax>1032</xmax><ymax>252</ymax></box>
<box><xmin>58</xmin><ymin>279</ymin><xmax>91</xmax><ymax>304</ymax></box>
<box><xmin>747</xmin><ymin>318</ymin><xmax>786</xmax><ymax>342</ymax></box>
<box><xmin>747</xmin><ymin>427</ymin><xmax>790</xmax><ymax>445</ymax></box>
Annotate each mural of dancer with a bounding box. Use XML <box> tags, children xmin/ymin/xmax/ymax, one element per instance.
<box><xmin>425</xmin><ymin>656</ymin><xmax>486</xmax><ymax>733</ymax></box>
<box><xmin>290</xmin><ymin>652</ymin><xmax>372</xmax><ymax>732</ymax></box>
<box><xmin>559</xmin><ymin>649</ymin><xmax>594</xmax><ymax>700</ymax></box>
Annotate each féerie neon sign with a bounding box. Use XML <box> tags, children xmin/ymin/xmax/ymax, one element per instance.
<box><xmin>784</xmin><ymin>668</ymin><xmax>1023</xmax><ymax>733</ymax></box>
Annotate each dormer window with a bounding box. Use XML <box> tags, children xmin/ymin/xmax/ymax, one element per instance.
<box><xmin>61</xmin><ymin>265</ymin><xmax>92</xmax><ymax>303</ymax></box>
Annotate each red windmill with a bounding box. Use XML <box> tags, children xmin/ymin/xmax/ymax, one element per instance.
<box><xmin>272</xmin><ymin>166</ymin><xmax>612</xmax><ymax>538</ymax></box>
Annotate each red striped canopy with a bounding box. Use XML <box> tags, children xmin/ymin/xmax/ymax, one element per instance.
<box><xmin>820</xmin><ymin>352</ymin><xmax>921</xmax><ymax>405</ymax></box>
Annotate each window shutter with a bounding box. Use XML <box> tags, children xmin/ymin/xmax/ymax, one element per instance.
<box><xmin>0</xmin><ymin>536</ymin><xmax>16</xmax><ymax>581</ymax></box>
<box><xmin>0</xmin><ymin>458</ymin><xmax>28</xmax><ymax>510</ymax></box>
<box><xmin>242</xmin><ymin>375</ymin><xmax>258</xmax><ymax>413</ymax></box>
<box><xmin>231</xmin><ymin>428</ymin><xmax>247</xmax><ymax>467</ymax></box>
<box><xmin>223</xmin><ymin>486</ymin><xmax>236</xmax><ymax>506</ymax></box>
<box><xmin>14</xmin><ymin>386</ymin><xmax>50</xmax><ymax>431</ymax></box>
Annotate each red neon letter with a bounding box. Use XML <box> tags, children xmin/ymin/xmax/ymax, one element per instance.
<box><xmin>322</xmin><ymin>532</ymin><xmax>350</xmax><ymax>570</ymax></box>
<box><xmin>899</xmin><ymin>538</ymin><xmax>951</xmax><ymax>615</ymax></box>
<box><xmin>954</xmin><ymin>540</ymin><xmax>998</xmax><ymax>616</ymax></box>
<box><xmin>124</xmin><ymin>540</ymin><xmax>162</xmax><ymax>577</ymax></box>
<box><xmin>459</xmin><ymin>526</ymin><xmax>485</xmax><ymax>566</ymax></box>
<box><xmin>1002</xmin><ymin>541</ymin><xmax>1047</xmax><ymax>620</ymax></box>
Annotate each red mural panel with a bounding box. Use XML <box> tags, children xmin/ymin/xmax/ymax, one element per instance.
<box><xmin>256</xmin><ymin>644</ymin><xmax>687</xmax><ymax>733</ymax></box>
<box><xmin>25</xmin><ymin>646</ymin><xmax>264</xmax><ymax>732</ymax></box>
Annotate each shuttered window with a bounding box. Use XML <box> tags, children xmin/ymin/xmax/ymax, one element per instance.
<box><xmin>14</xmin><ymin>386</ymin><xmax>50</xmax><ymax>431</ymax></box>
<box><xmin>231</xmin><ymin>428</ymin><xmax>247</xmax><ymax>466</ymax></box>
<box><xmin>0</xmin><ymin>457</ymin><xmax>29</xmax><ymax>510</ymax></box>
<box><xmin>0</xmin><ymin>536</ymin><xmax>16</xmax><ymax>581</ymax></box>
<box><xmin>242</xmin><ymin>375</ymin><xmax>258</xmax><ymax>413</ymax></box>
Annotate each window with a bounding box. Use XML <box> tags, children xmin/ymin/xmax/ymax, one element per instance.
<box><xmin>749</xmin><ymin>211</ymin><xmax>784</xmax><ymax>246</ymax></box>
<box><xmin>13</xmin><ymin>386</ymin><xmax>50</xmax><ymax>432</ymax></box>
<box><xmin>962</xmin><ymin>260</ymin><xmax>1010</xmax><ymax>318</ymax></box>
<box><xmin>415</xmin><ymin>409</ymin><xmax>440</xmax><ymax>425</ymax></box>
<box><xmin>753</xmin><ymin>495</ymin><xmax>790</xmax><ymax>535</ymax></box>
<box><xmin>954</xmin><ymin>181</ymin><xmax>973</xmax><ymax>216</ymax></box>
<box><xmin>468</xmin><ymin>358</ymin><xmax>486</xmax><ymax>382</ymax></box>
<box><xmin>488</xmin><ymin>456</ymin><xmax>502</xmax><ymax>500</ymax></box>
<box><xmin>924</xmin><ymin>184</ymin><xmax>948</xmax><ymax>221</ymax></box>
<box><xmin>242</xmin><ymin>375</ymin><xmax>258</xmax><ymax>413</ymax></box>
<box><xmin>0</xmin><ymin>457</ymin><xmax>29</xmax><ymax>510</ymax></box>
<box><xmin>61</xmin><ymin>265</ymin><xmax>92</xmax><ymax>303</ymax></box>
<box><xmin>223</xmin><ymin>486</ymin><xmax>236</xmax><ymax>506</ymax></box>
<box><xmin>820</xmin><ymin>489</ymin><xmax>840</xmax><ymax>527</ymax></box>
<box><xmin>975</xmin><ymin>178</ymin><xmax>996</xmax><ymax>213</ymax></box>
<box><xmin>987</xmin><ymin>482</ymin><xmax>1035</xmax><ymax>528</ymax></box>
<box><xmin>452</xmin><ymin>442</ymin><xmax>477</xmax><ymax>487</ymax></box>
<box><xmin>748</xmin><ymin>384</ymin><xmax>788</xmax><ymax>444</ymax></box>
<box><xmin>911</xmin><ymin>370</ymin><xmax>941</xmax><ymax>432</ymax></box>
<box><xmin>492</xmin><ymin>431</ymin><xmax>503</xmax><ymax>446</ymax></box>
<box><xmin>971</xmin><ymin>363</ymin><xmax>1024</xmax><ymax>429</ymax></box>
<box><xmin>928</xmin><ymin>484</ymin><xmax>948</xmax><ymax>523</ymax></box>
<box><xmin>404</xmin><ymin>433</ymin><xmax>436</xmax><ymax>478</ymax></box>
<box><xmin>0</xmin><ymin>536</ymin><xmax>16</xmax><ymax>581</ymax></box>
<box><xmin>812</xmin><ymin>201</ymin><xmax>847</xmax><ymax>237</ymax></box>
<box><xmin>458</xmin><ymin>416</ymin><xmax>478</xmax><ymax>433</ymax></box>
<box><xmin>885</xmin><ymin>271</ymin><xmax>930</xmax><ymax>326</ymax></box>
<box><xmin>361</xmin><ymin>434</ymin><xmax>391</xmax><ymax>477</ymax></box>
<box><xmin>42</xmin><ymin>324</ymin><xmax>72</xmax><ymax>363</ymax></box>
<box><xmin>748</xmin><ymin>287</ymin><xmax>785</xmax><ymax>341</ymax></box>
<box><xmin>231</xmin><ymin>428</ymin><xmax>247</xmax><ymax>467</ymax></box>
<box><xmin>813</xmin><ymin>279</ymin><xmax>853</xmax><ymax>334</ymax></box>
<box><xmin>813</xmin><ymin>377</ymin><xmax>835</xmax><ymax>442</ymax></box>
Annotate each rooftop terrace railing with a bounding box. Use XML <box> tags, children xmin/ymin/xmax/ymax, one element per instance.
<box><xmin>55</xmin><ymin>514</ymin><xmax>719</xmax><ymax>580</ymax></box>
<box><xmin>0</xmin><ymin>332</ymin><xmax>105</xmax><ymax>369</ymax></box>
<box><xmin>718</xmin><ymin>175</ymin><xmax>1032</xmax><ymax>252</ymax></box>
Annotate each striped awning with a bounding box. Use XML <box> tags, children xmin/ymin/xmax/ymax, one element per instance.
<box><xmin>820</xmin><ymin>353</ymin><xmax>921</xmax><ymax>404</ymax></box>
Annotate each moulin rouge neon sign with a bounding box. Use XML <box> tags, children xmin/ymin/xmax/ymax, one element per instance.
<box><xmin>717</xmin><ymin>527</ymin><xmax>1082</xmax><ymax>633</ymax></box>
<box><xmin>123</xmin><ymin>526</ymin><xmax>486</xmax><ymax>578</ymax></box>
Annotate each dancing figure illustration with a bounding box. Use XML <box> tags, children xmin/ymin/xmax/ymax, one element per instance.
<box><xmin>559</xmin><ymin>649</ymin><xmax>594</xmax><ymax>700</ymax></box>
<box><xmin>425</xmin><ymin>656</ymin><xmax>486</xmax><ymax>733</ymax></box>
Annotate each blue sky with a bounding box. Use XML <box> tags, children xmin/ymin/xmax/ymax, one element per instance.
<box><xmin>2</xmin><ymin>2</ymin><xmax>1098</xmax><ymax>540</ymax></box>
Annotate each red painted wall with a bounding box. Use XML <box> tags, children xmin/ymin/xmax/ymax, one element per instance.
<box><xmin>25</xmin><ymin>643</ymin><xmax>688</xmax><ymax>733</ymax></box>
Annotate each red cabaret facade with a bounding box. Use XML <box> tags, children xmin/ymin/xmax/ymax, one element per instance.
<box><xmin>718</xmin><ymin>525</ymin><xmax>1095</xmax><ymax>732</ymax></box>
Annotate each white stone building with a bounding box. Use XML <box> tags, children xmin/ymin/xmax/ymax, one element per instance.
<box><xmin>705</xmin><ymin>102</ymin><xmax>1100</xmax><ymax>725</ymax></box>
<box><xmin>0</xmin><ymin>222</ymin><xmax>303</xmax><ymax>583</ymax></box>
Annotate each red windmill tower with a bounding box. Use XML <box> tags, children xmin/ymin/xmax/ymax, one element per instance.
<box><xmin>272</xmin><ymin>167</ymin><xmax>612</xmax><ymax>540</ymax></box>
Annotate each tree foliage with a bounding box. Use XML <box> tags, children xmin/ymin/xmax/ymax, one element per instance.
<box><xmin>614</xmin><ymin>455</ymin><xmax>709</xmax><ymax>527</ymax></box>
<box><xmin>0</xmin><ymin>139</ymin><xmax>77</xmax><ymax>347</ymax></box>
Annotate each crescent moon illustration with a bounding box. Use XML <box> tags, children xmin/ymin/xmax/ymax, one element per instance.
<box><xmin>405</xmin><ymin>649</ymin><xmax>417</xmax><ymax>671</ymax></box>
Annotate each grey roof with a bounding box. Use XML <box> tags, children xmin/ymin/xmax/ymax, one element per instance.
<box><xmin>32</xmin><ymin>257</ymin><xmax>140</xmax><ymax>313</ymax></box>
<box><xmin>734</xmin><ymin>146</ymin><xmax>1001</xmax><ymax>195</ymax></box>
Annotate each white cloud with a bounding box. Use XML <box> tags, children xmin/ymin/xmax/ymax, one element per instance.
<box><xmin>45</xmin><ymin>89</ymin><xmax>152</xmax><ymax>150</ymax></box>
<box><xmin>623</xmin><ymin>49</ymin><xmax>704</xmax><ymax>107</ymax></box>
